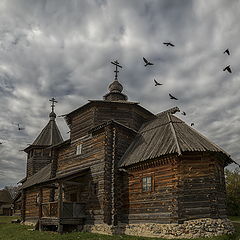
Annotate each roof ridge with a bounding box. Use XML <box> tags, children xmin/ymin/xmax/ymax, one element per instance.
<box><xmin>140</xmin><ymin>113</ymin><xmax>182</xmax><ymax>134</ymax></box>
<box><xmin>167</xmin><ymin>113</ymin><xmax>182</xmax><ymax>155</ymax></box>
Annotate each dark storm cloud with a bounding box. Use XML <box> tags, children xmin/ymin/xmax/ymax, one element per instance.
<box><xmin>0</xmin><ymin>0</ymin><xmax>240</xmax><ymax>188</ymax></box>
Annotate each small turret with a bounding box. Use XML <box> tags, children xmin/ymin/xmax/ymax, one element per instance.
<box><xmin>24</xmin><ymin>98</ymin><xmax>63</xmax><ymax>177</ymax></box>
<box><xmin>103</xmin><ymin>60</ymin><xmax>128</xmax><ymax>101</ymax></box>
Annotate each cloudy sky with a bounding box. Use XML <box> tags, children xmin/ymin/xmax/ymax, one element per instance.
<box><xmin>0</xmin><ymin>0</ymin><xmax>240</xmax><ymax>188</ymax></box>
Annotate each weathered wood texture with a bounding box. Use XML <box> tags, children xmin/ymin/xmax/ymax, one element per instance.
<box><xmin>122</xmin><ymin>157</ymin><xmax>178</xmax><ymax>224</ymax></box>
<box><xmin>93</xmin><ymin>103</ymin><xmax>153</xmax><ymax>132</ymax></box>
<box><xmin>122</xmin><ymin>153</ymin><xmax>227</xmax><ymax>224</ymax></box>
<box><xmin>68</xmin><ymin>102</ymin><xmax>154</xmax><ymax>141</ymax></box>
<box><xmin>70</xmin><ymin>108</ymin><xmax>95</xmax><ymax>141</ymax></box>
<box><xmin>24</xmin><ymin>188</ymin><xmax>51</xmax><ymax>220</ymax></box>
<box><xmin>177</xmin><ymin>153</ymin><xmax>227</xmax><ymax>222</ymax></box>
<box><xmin>27</xmin><ymin>153</ymin><xmax>52</xmax><ymax>177</ymax></box>
<box><xmin>56</xmin><ymin>131</ymin><xmax>106</xmax><ymax>224</ymax></box>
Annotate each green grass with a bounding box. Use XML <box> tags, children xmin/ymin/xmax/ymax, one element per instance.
<box><xmin>228</xmin><ymin>216</ymin><xmax>240</xmax><ymax>222</ymax></box>
<box><xmin>0</xmin><ymin>216</ymin><xmax>240</xmax><ymax>240</ymax></box>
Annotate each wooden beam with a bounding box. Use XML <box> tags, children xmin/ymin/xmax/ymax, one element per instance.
<box><xmin>38</xmin><ymin>188</ymin><xmax>43</xmax><ymax>231</ymax></box>
<box><xmin>63</xmin><ymin>181</ymin><xmax>81</xmax><ymax>186</ymax></box>
<box><xmin>21</xmin><ymin>190</ymin><xmax>26</xmax><ymax>222</ymax></box>
<box><xmin>57</xmin><ymin>182</ymin><xmax>63</xmax><ymax>234</ymax></box>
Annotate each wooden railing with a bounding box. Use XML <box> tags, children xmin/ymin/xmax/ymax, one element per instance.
<box><xmin>41</xmin><ymin>202</ymin><xmax>85</xmax><ymax>219</ymax></box>
<box><xmin>42</xmin><ymin>201</ymin><xmax>58</xmax><ymax>218</ymax></box>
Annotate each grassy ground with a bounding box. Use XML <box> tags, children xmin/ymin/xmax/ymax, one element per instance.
<box><xmin>0</xmin><ymin>216</ymin><xmax>240</xmax><ymax>240</ymax></box>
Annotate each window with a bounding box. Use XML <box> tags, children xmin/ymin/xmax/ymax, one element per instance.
<box><xmin>142</xmin><ymin>176</ymin><xmax>152</xmax><ymax>192</ymax></box>
<box><xmin>76</xmin><ymin>144</ymin><xmax>82</xmax><ymax>155</ymax></box>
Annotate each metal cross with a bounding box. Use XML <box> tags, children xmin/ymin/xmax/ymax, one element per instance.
<box><xmin>49</xmin><ymin>97</ymin><xmax>58</xmax><ymax>112</ymax></box>
<box><xmin>111</xmin><ymin>60</ymin><xmax>122</xmax><ymax>80</ymax></box>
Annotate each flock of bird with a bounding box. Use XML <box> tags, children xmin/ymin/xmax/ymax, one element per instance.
<box><xmin>0</xmin><ymin>44</ymin><xmax>233</xmax><ymax>145</ymax></box>
<box><xmin>0</xmin><ymin>123</ymin><xmax>25</xmax><ymax>145</ymax></box>
<box><xmin>142</xmin><ymin>42</ymin><xmax>232</xmax><ymax>127</ymax></box>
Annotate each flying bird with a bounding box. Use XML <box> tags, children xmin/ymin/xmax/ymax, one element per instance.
<box><xmin>154</xmin><ymin>79</ymin><xmax>163</xmax><ymax>86</ymax></box>
<box><xmin>17</xmin><ymin>124</ymin><xmax>25</xmax><ymax>131</ymax></box>
<box><xmin>163</xmin><ymin>42</ymin><xmax>175</xmax><ymax>47</ymax></box>
<box><xmin>223</xmin><ymin>49</ymin><xmax>230</xmax><ymax>55</ymax></box>
<box><xmin>223</xmin><ymin>65</ymin><xmax>232</xmax><ymax>73</ymax></box>
<box><xmin>181</xmin><ymin>111</ymin><xmax>186</xmax><ymax>116</ymax></box>
<box><xmin>191</xmin><ymin>123</ymin><xmax>194</xmax><ymax>126</ymax></box>
<box><xmin>143</xmin><ymin>57</ymin><xmax>154</xmax><ymax>67</ymax></box>
<box><xmin>169</xmin><ymin>93</ymin><xmax>178</xmax><ymax>100</ymax></box>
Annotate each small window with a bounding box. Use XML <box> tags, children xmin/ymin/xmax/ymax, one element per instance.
<box><xmin>76</xmin><ymin>144</ymin><xmax>82</xmax><ymax>155</ymax></box>
<box><xmin>142</xmin><ymin>176</ymin><xmax>152</xmax><ymax>192</ymax></box>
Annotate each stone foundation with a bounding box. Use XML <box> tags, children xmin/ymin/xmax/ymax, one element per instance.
<box><xmin>83</xmin><ymin>218</ymin><xmax>235</xmax><ymax>239</ymax></box>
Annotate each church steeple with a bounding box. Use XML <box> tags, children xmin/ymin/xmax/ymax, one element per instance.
<box><xmin>103</xmin><ymin>60</ymin><xmax>128</xmax><ymax>101</ymax></box>
<box><xmin>49</xmin><ymin>97</ymin><xmax>57</xmax><ymax>120</ymax></box>
<box><xmin>32</xmin><ymin>98</ymin><xmax>63</xmax><ymax>146</ymax></box>
<box><xmin>24</xmin><ymin>98</ymin><xmax>63</xmax><ymax>177</ymax></box>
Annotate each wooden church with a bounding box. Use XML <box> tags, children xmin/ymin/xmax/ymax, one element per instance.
<box><xmin>19</xmin><ymin>62</ymin><xmax>234</xmax><ymax>237</ymax></box>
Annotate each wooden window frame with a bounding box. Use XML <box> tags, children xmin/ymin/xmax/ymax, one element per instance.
<box><xmin>76</xmin><ymin>144</ymin><xmax>82</xmax><ymax>155</ymax></box>
<box><xmin>142</xmin><ymin>176</ymin><xmax>153</xmax><ymax>193</ymax></box>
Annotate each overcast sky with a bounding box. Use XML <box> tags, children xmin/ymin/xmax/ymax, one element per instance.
<box><xmin>0</xmin><ymin>0</ymin><xmax>240</xmax><ymax>188</ymax></box>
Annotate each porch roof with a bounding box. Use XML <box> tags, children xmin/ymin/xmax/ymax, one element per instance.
<box><xmin>21</xmin><ymin>163</ymin><xmax>52</xmax><ymax>189</ymax></box>
<box><xmin>52</xmin><ymin>167</ymin><xmax>90</xmax><ymax>181</ymax></box>
<box><xmin>21</xmin><ymin>165</ymin><xmax>90</xmax><ymax>189</ymax></box>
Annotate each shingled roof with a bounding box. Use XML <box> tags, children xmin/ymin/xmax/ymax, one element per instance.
<box><xmin>119</xmin><ymin>111</ymin><xmax>232</xmax><ymax>167</ymax></box>
<box><xmin>24</xmin><ymin>112</ymin><xmax>63</xmax><ymax>153</ymax></box>
<box><xmin>32</xmin><ymin>114</ymin><xmax>63</xmax><ymax>146</ymax></box>
<box><xmin>21</xmin><ymin>163</ymin><xmax>52</xmax><ymax>189</ymax></box>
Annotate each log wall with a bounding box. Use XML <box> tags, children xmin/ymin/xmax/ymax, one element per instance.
<box><xmin>56</xmin><ymin>131</ymin><xmax>106</xmax><ymax>224</ymax></box>
<box><xmin>123</xmin><ymin>157</ymin><xmax>178</xmax><ymax>224</ymax></box>
<box><xmin>24</xmin><ymin>188</ymin><xmax>51</xmax><ymax>220</ymax></box>
<box><xmin>70</xmin><ymin>108</ymin><xmax>95</xmax><ymax>141</ymax></box>
<box><xmin>177</xmin><ymin>153</ymin><xmax>227</xmax><ymax>222</ymax></box>
<box><xmin>123</xmin><ymin>153</ymin><xmax>227</xmax><ymax>224</ymax></box>
<box><xmin>94</xmin><ymin>104</ymin><xmax>153</xmax><ymax>131</ymax></box>
<box><xmin>27</xmin><ymin>156</ymin><xmax>52</xmax><ymax>177</ymax></box>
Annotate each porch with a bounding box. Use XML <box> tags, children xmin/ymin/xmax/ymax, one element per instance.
<box><xmin>37</xmin><ymin>167</ymin><xmax>90</xmax><ymax>232</ymax></box>
<box><xmin>39</xmin><ymin>201</ymin><xmax>86</xmax><ymax>231</ymax></box>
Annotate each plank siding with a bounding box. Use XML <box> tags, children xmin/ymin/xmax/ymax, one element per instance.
<box><xmin>94</xmin><ymin>104</ymin><xmax>153</xmax><ymax>132</ymax></box>
<box><xmin>123</xmin><ymin>153</ymin><xmax>227</xmax><ymax>224</ymax></box>
<box><xmin>123</xmin><ymin>158</ymin><xmax>178</xmax><ymax>224</ymax></box>
<box><xmin>56</xmin><ymin>131</ymin><xmax>106</xmax><ymax>224</ymax></box>
<box><xmin>25</xmin><ymin>188</ymin><xmax>51</xmax><ymax>220</ymax></box>
<box><xmin>70</xmin><ymin>108</ymin><xmax>95</xmax><ymax>141</ymax></box>
<box><xmin>177</xmin><ymin>153</ymin><xmax>227</xmax><ymax>222</ymax></box>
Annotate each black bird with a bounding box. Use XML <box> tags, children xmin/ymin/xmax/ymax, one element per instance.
<box><xmin>191</xmin><ymin>123</ymin><xmax>194</xmax><ymax>126</ymax></box>
<box><xmin>163</xmin><ymin>42</ymin><xmax>175</xmax><ymax>47</ymax></box>
<box><xmin>143</xmin><ymin>57</ymin><xmax>154</xmax><ymax>67</ymax></box>
<box><xmin>181</xmin><ymin>111</ymin><xmax>186</xmax><ymax>116</ymax></box>
<box><xmin>154</xmin><ymin>79</ymin><xmax>163</xmax><ymax>86</ymax></box>
<box><xmin>224</xmin><ymin>49</ymin><xmax>230</xmax><ymax>55</ymax></box>
<box><xmin>223</xmin><ymin>65</ymin><xmax>232</xmax><ymax>73</ymax></box>
<box><xmin>169</xmin><ymin>93</ymin><xmax>178</xmax><ymax>100</ymax></box>
<box><xmin>0</xmin><ymin>142</ymin><xmax>2</xmax><ymax>145</ymax></box>
<box><xmin>17</xmin><ymin>124</ymin><xmax>25</xmax><ymax>131</ymax></box>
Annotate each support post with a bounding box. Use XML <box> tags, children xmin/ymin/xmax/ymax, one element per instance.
<box><xmin>38</xmin><ymin>188</ymin><xmax>43</xmax><ymax>231</ymax></box>
<box><xmin>21</xmin><ymin>190</ymin><xmax>26</xmax><ymax>222</ymax></box>
<box><xmin>57</xmin><ymin>182</ymin><xmax>63</xmax><ymax>233</ymax></box>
